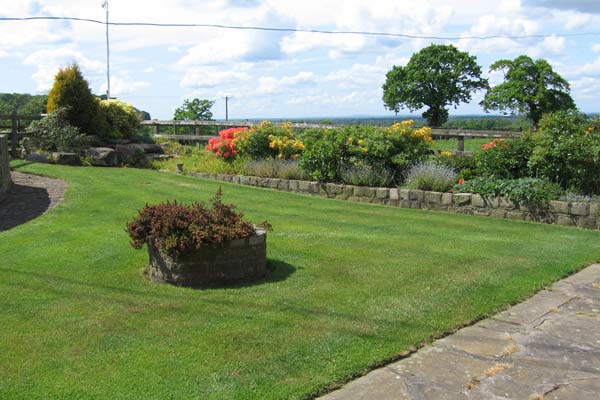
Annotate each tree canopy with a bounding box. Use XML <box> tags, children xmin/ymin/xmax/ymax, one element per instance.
<box><xmin>481</xmin><ymin>55</ymin><xmax>575</xmax><ymax>129</ymax></box>
<box><xmin>174</xmin><ymin>98</ymin><xmax>215</xmax><ymax>121</ymax></box>
<box><xmin>382</xmin><ymin>44</ymin><xmax>488</xmax><ymax>127</ymax></box>
<box><xmin>0</xmin><ymin>93</ymin><xmax>47</xmax><ymax>115</ymax></box>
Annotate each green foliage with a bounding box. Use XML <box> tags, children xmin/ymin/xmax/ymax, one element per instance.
<box><xmin>481</xmin><ymin>56</ymin><xmax>576</xmax><ymax>128</ymax></box>
<box><xmin>339</xmin><ymin>160</ymin><xmax>395</xmax><ymax>187</ymax></box>
<box><xmin>126</xmin><ymin>190</ymin><xmax>256</xmax><ymax>258</ymax></box>
<box><xmin>436</xmin><ymin>152</ymin><xmax>478</xmax><ymax>180</ymax></box>
<box><xmin>475</xmin><ymin>136</ymin><xmax>535</xmax><ymax>179</ymax></box>
<box><xmin>235</xmin><ymin>121</ymin><xmax>291</xmax><ymax>159</ymax></box>
<box><xmin>152</xmin><ymin>147</ymin><xmax>247</xmax><ymax>175</ymax></box>
<box><xmin>404</xmin><ymin>161</ymin><xmax>458</xmax><ymax>192</ymax></box>
<box><xmin>457</xmin><ymin>177</ymin><xmax>561</xmax><ymax>206</ymax></box>
<box><xmin>0</xmin><ymin>93</ymin><xmax>47</xmax><ymax>115</ymax></box>
<box><xmin>173</xmin><ymin>98</ymin><xmax>215</xmax><ymax>121</ymax></box>
<box><xmin>299</xmin><ymin>128</ymin><xmax>351</xmax><ymax>182</ymax></box>
<box><xmin>382</xmin><ymin>44</ymin><xmax>488</xmax><ymax>127</ymax></box>
<box><xmin>47</xmin><ymin>63</ymin><xmax>103</xmax><ymax>135</ymax></box>
<box><xmin>529</xmin><ymin>111</ymin><xmax>600</xmax><ymax>194</ymax></box>
<box><xmin>23</xmin><ymin>108</ymin><xmax>83</xmax><ymax>152</ymax></box>
<box><xmin>98</xmin><ymin>99</ymin><xmax>141</xmax><ymax>140</ymax></box>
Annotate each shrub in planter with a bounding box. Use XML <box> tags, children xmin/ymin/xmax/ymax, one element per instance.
<box><xmin>23</xmin><ymin>108</ymin><xmax>84</xmax><ymax>153</ymax></box>
<box><xmin>455</xmin><ymin>177</ymin><xmax>561</xmax><ymax>207</ymax></box>
<box><xmin>126</xmin><ymin>190</ymin><xmax>268</xmax><ymax>286</ymax></box>
<box><xmin>404</xmin><ymin>161</ymin><xmax>458</xmax><ymax>192</ymax></box>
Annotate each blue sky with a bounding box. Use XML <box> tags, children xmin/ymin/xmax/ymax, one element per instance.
<box><xmin>1</xmin><ymin>0</ymin><xmax>600</xmax><ymax>119</ymax></box>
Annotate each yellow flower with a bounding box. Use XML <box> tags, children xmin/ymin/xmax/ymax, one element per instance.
<box><xmin>357</xmin><ymin>139</ymin><xmax>364</xmax><ymax>145</ymax></box>
<box><xmin>440</xmin><ymin>150</ymin><xmax>453</xmax><ymax>157</ymax></box>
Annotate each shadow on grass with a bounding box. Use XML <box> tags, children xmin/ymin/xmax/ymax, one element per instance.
<box><xmin>207</xmin><ymin>259</ymin><xmax>298</xmax><ymax>290</ymax></box>
<box><xmin>0</xmin><ymin>183</ymin><xmax>51</xmax><ymax>231</ymax></box>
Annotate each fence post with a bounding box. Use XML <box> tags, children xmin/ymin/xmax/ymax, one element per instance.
<box><xmin>154</xmin><ymin>123</ymin><xmax>160</xmax><ymax>136</ymax></box>
<box><xmin>457</xmin><ymin>136</ymin><xmax>465</xmax><ymax>152</ymax></box>
<box><xmin>11</xmin><ymin>112</ymin><xmax>18</xmax><ymax>158</ymax></box>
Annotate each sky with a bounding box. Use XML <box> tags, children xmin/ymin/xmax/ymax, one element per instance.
<box><xmin>1</xmin><ymin>0</ymin><xmax>600</xmax><ymax>119</ymax></box>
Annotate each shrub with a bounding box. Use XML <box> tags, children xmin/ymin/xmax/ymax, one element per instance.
<box><xmin>47</xmin><ymin>63</ymin><xmax>103</xmax><ymax>135</ymax></box>
<box><xmin>339</xmin><ymin>161</ymin><xmax>395</xmax><ymax>187</ymax></box>
<box><xmin>436</xmin><ymin>152</ymin><xmax>477</xmax><ymax>180</ymax></box>
<box><xmin>404</xmin><ymin>161</ymin><xmax>457</xmax><ymax>192</ymax></box>
<box><xmin>529</xmin><ymin>111</ymin><xmax>600</xmax><ymax>194</ymax></box>
<box><xmin>456</xmin><ymin>177</ymin><xmax>561</xmax><ymax>207</ymax></box>
<box><xmin>242</xmin><ymin>158</ymin><xmax>308</xmax><ymax>180</ymax></box>
<box><xmin>23</xmin><ymin>108</ymin><xmax>83</xmax><ymax>152</ymax></box>
<box><xmin>206</xmin><ymin>127</ymin><xmax>247</xmax><ymax>160</ymax></box>
<box><xmin>299</xmin><ymin>128</ymin><xmax>351</xmax><ymax>182</ymax></box>
<box><xmin>126</xmin><ymin>190</ymin><xmax>256</xmax><ymax>258</ymax></box>
<box><xmin>235</xmin><ymin>121</ymin><xmax>293</xmax><ymax>159</ymax></box>
<box><xmin>98</xmin><ymin>99</ymin><xmax>141</xmax><ymax>140</ymax></box>
<box><xmin>474</xmin><ymin>135</ymin><xmax>534</xmax><ymax>179</ymax></box>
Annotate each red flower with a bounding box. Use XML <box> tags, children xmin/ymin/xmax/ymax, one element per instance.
<box><xmin>458</xmin><ymin>179</ymin><xmax>465</xmax><ymax>185</ymax></box>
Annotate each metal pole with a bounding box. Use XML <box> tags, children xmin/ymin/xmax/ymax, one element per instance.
<box><xmin>102</xmin><ymin>1</ymin><xmax>110</xmax><ymax>99</ymax></box>
<box><xmin>225</xmin><ymin>96</ymin><xmax>229</xmax><ymax>121</ymax></box>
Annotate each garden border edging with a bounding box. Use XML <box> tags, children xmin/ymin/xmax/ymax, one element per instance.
<box><xmin>189</xmin><ymin>172</ymin><xmax>600</xmax><ymax>230</ymax></box>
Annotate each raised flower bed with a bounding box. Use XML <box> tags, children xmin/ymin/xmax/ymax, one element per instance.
<box><xmin>126</xmin><ymin>190</ymin><xmax>268</xmax><ymax>287</ymax></box>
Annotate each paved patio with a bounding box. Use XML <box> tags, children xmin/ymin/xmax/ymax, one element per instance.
<box><xmin>320</xmin><ymin>264</ymin><xmax>600</xmax><ymax>400</ymax></box>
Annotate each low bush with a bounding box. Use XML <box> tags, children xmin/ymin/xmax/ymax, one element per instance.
<box><xmin>242</xmin><ymin>158</ymin><xmax>308</xmax><ymax>180</ymax></box>
<box><xmin>23</xmin><ymin>108</ymin><xmax>83</xmax><ymax>152</ymax></box>
<box><xmin>456</xmin><ymin>177</ymin><xmax>561</xmax><ymax>207</ymax></box>
<box><xmin>98</xmin><ymin>99</ymin><xmax>142</xmax><ymax>140</ymax></box>
<box><xmin>404</xmin><ymin>161</ymin><xmax>458</xmax><ymax>192</ymax></box>
<box><xmin>339</xmin><ymin>161</ymin><xmax>395</xmax><ymax>187</ymax></box>
<box><xmin>235</xmin><ymin>121</ymin><xmax>297</xmax><ymax>159</ymax></box>
<box><xmin>529</xmin><ymin>111</ymin><xmax>600</xmax><ymax>194</ymax></box>
<box><xmin>126</xmin><ymin>190</ymin><xmax>256</xmax><ymax>258</ymax></box>
<box><xmin>475</xmin><ymin>135</ymin><xmax>534</xmax><ymax>179</ymax></box>
<box><xmin>152</xmin><ymin>148</ymin><xmax>247</xmax><ymax>175</ymax></box>
<box><xmin>436</xmin><ymin>151</ymin><xmax>477</xmax><ymax>180</ymax></box>
<box><xmin>206</xmin><ymin>127</ymin><xmax>247</xmax><ymax>160</ymax></box>
<box><xmin>299</xmin><ymin>128</ymin><xmax>351</xmax><ymax>182</ymax></box>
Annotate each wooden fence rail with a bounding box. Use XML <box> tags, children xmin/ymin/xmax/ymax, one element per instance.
<box><xmin>0</xmin><ymin>114</ymin><xmax>43</xmax><ymax>158</ymax></box>
<box><xmin>141</xmin><ymin>120</ymin><xmax>521</xmax><ymax>152</ymax></box>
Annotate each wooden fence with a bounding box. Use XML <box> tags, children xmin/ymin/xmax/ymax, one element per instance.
<box><xmin>0</xmin><ymin>114</ymin><xmax>43</xmax><ymax>158</ymax></box>
<box><xmin>141</xmin><ymin>120</ymin><xmax>521</xmax><ymax>152</ymax></box>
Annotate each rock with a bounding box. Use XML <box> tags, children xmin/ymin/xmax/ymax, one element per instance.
<box><xmin>87</xmin><ymin>147</ymin><xmax>119</xmax><ymax>167</ymax></box>
<box><xmin>51</xmin><ymin>152</ymin><xmax>82</xmax><ymax>166</ymax></box>
<box><xmin>115</xmin><ymin>144</ymin><xmax>145</xmax><ymax>166</ymax></box>
<box><xmin>140</xmin><ymin>143</ymin><xmax>164</xmax><ymax>154</ymax></box>
<box><xmin>25</xmin><ymin>153</ymin><xmax>50</xmax><ymax>163</ymax></box>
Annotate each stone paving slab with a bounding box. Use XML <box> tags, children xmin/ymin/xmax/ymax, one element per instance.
<box><xmin>319</xmin><ymin>264</ymin><xmax>600</xmax><ymax>400</ymax></box>
<box><xmin>0</xmin><ymin>171</ymin><xmax>66</xmax><ymax>231</ymax></box>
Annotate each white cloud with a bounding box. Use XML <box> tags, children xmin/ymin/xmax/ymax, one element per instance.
<box><xmin>256</xmin><ymin>71</ymin><xmax>317</xmax><ymax>94</ymax></box>
<box><xmin>99</xmin><ymin>76</ymin><xmax>150</xmax><ymax>96</ymax></box>
<box><xmin>180</xmin><ymin>67</ymin><xmax>251</xmax><ymax>89</ymax></box>
<box><xmin>23</xmin><ymin>48</ymin><xmax>104</xmax><ymax>91</ymax></box>
<box><xmin>593</xmin><ymin>44</ymin><xmax>600</xmax><ymax>53</ymax></box>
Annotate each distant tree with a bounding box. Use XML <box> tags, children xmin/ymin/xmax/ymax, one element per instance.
<box><xmin>382</xmin><ymin>44</ymin><xmax>488</xmax><ymax>127</ymax></box>
<box><xmin>481</xmin><ymin>55</ymin><xmax>576</xmax><ymax>129</ymax></box>
<box><xmin>174</xmin><ymin>98</ymin><xmax>215</xmax><ymax>121</ymax></box>
<box><xmin>47</xmin><ymin>63</ymin><xmax>102</xmax><ymax>135</ymax></box>
<box><xmin>0</xmin><ymin>93</ymin><xmax>47</xmax><ymax>115</ymax></box>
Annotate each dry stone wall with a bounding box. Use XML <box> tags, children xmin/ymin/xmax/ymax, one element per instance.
<box><xmin>190</xmin><ymin>172</ymin><xmax>600</xmax><ymax>230</ymax></box>
<box><xmin>0</xmin><ymin>135</ymin><xmax>11</xmax><ymax>202</ymax></box>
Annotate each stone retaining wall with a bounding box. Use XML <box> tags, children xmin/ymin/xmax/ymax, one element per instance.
<box><xmin>0</xmin><ymin>135</ymin><xmax>11</xmax><ymax>202</ymax></box>
<box><xmin>190</xmin><ymin>172</ymin><xmax>600</xmax><ymax>230</ymax></box>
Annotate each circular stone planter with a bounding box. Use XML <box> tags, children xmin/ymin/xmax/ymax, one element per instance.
<box><xmin>146</xmin><ymin>228</ymin><xmax>267</xmax><ymax>287</ymax></box>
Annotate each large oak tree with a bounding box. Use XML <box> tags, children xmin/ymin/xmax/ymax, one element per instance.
<box><xmin>382</xmin><ymin>44</ymin><xmax>488</xmax><ymax>127</ymax></box>
<box><xmin>481</xmin><ymin>55</ymin><xmax>575</xmax><ymax>129</ymax></box>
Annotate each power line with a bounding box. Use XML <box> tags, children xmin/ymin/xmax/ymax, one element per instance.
<box><xmin>1</xmin><ymin>15</ymin><xmax>600</xmax><ymax>40</ymax></box>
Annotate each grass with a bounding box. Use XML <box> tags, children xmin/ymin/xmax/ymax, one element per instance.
<box><xmin>433</xmin><ymin>137</ymin><xmax>489</xmax><ymax>153</ymax></box>
<box><xmin>2</xmin><ymin>162</ymin><xmax>600</xmax><ymax>399</ymax></box>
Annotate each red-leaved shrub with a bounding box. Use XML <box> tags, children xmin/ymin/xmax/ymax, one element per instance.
<box><xmin>126</xmin><ymin>190</ymin><xmax>256</xmax><ymax>258</ymax></box>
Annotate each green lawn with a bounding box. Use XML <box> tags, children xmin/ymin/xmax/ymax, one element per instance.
<box><xmin>433</xmin><ymin>137</ymin><xmax>489</xmax><ymax>153</ymax></box>
<box><xmin>2</xmin><ymin>162</ymin><xmax>600</xmax><ymax>399</ymax></box>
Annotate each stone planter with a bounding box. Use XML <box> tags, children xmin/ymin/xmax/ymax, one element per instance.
<box><xmin>147</xmin><ymin>228</ymin><xmax>267</xmax><ymax>287</ymax></box>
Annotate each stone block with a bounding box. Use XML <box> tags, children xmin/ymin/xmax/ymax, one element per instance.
<box><xmin>550</xmin><ymin>200</ymin><xmax>569</xmax><ymax>214</ymax></box>
<box><xmin>248</xmin><ymin>176</ymin><xmax>258</xmax><ymax>186</ymax></box>
<box><xmin>471</xmin><ymin>194</ymin><xmax>485</xmax><ymax>208</ymax></box>
<box><xmin>399</xmin><ymin>200</ymin><xmax>411</xmax><ymax>208</ymax></box>
<box><xmin>231</xmin><ymin>175</ymin><xmax>240</xmax><ymax>184</ymax></box>
<box><xmin>342</xmin><ymin>185</ymin><xmax>354</xmax><ymax>198</ymax></box>
<box><xmin>309</xmin><ymin>182</ymin><xmax>320</xmax><ymax>194</ymax></box>
<box><xmin>409</xmin><ymin>190</ymin><xmax>424</xmax><ymax>202</ymax></box>
<box><xmin>590</xmin><ymin>203</ymin><xmax>599</xmax><ymax>217</ymax></box>
<box><xmin>277</xmin><ymin>180</ymin><xmax>289</xmax><ymax>191</ymax></box>
<box><xmin>298</xmin><ymin>180</ymin><xmax>310</xmax><ymax>192</ymax></box>
<box><xmin>359</xmin><ymin>197</ymin><xmax>374</xmax><ymax>203</ymax></box>
<box><xmin>239</xmin><ymin>176</ymin><xmax>251</xmax><ymax>185</ymax></box>
<box><xmin>371</xmin><ymin>198</ymin><xmax>385</xmax><ymax>205</ymax></box>
<box><xmin>507</xmin><ymin>211</ymin><xmax>525</xmax><ymax>220</ymax></box>
<box><xmin>348</xmin><ymin>196</ymin><xmax>361</xmax><ymax>203</ymax></box>
<box><xmin>375</xmin><ymin>188</ymin><xmax>389</xmax><ymax>199</ymax></box>
<box><xmin>399</xmin><ymin>188</ymin><xmax>410</xmax><ymax>201</ymax></box>
<box><xmin>386</xmin><ymin>199</ymin><xmax>399</xmax><ymax>207</ymax></box>
<box><xmin>424</xmin><ymin>191</ymin><xmax>442</xmax><ymax>204</ymax></box>
<box><xmin>389</xmin><ymin>188</ymin><xmax>399</xmax><ymax>200</ymax></box>
<box><xmin>498</xmin><ymin>197</ymin><xmax>516</xmax><ymax>209</ymax></box>
<box><xmin>556</xmin><ymin>215</ymin><xmax>575</xmax><ymax>227</ymax></box>
<box><xmin>441</xmin><ymin>193</ymin><xmax>453</xmax><ymax>206</ymax></box>
<box><xmin>410</xmin><ymin>201</ymin><xmax>421</xmax><ymax>209</ymax></box>
<box><xmin>453</xmin><ymin>193</ymin><xmax>471</xmax><ymax>206</ymax></box>
<box><xmin>570</xmin><ymin>202</ymin><xmax>589</xmax><ymax>216</ymax></box>
<box><xmin>576</xmin><ymin>217</ymin><xmax>596</xmax><ymax>230</ymax></box>
<box><xmin>490</xmin><ymin>209</ymin><xmax>507</xmax><ymax>219</ymax></box>
<box><xmin>326</xmin><ymin>183</ymin><xmax>343</xmax><ymax>195</ymax></box>
<box><xmin>288</xmin><ymin>180</ymin><xmax>299</xmax><ymax>191</ymax></box>
<box><xmin>354</xmin><ymin>186</ymin><xmax>375</xmax><ymax>197</ymax></box>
